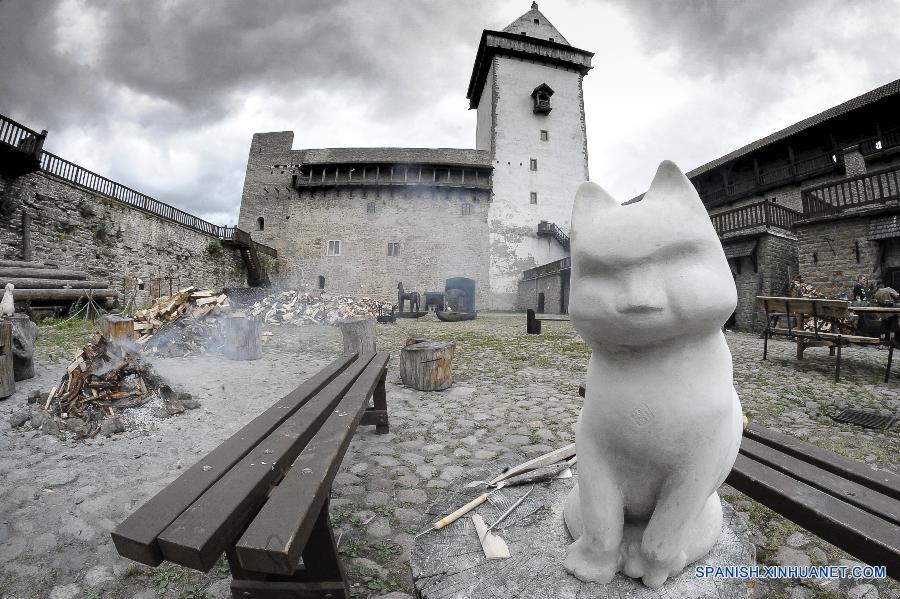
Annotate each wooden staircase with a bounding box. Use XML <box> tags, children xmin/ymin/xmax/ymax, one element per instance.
<box><xmin>536</xmin><ymin>221</ymin><xmax>570</xmax><ymax>251</ymax></box>
<box><xmin>221</xmin><ymin>228</ymin><xmax>273</xmax><ymax>287</ymax></box>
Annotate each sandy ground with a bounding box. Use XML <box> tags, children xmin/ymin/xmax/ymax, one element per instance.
<box><xmin>0</xmin><ymin>313</ymin><xmax>897</xmax><ymax>599</ymax></box>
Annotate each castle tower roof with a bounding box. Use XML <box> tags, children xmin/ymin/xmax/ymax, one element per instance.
<box><xmin>501</xmin><ymin>2</ymin><xmax>570</xmax><ymax>45</ymax></box>
<box><xmin>466</xmin><ymin>3</ymin><xmax>592</xmax><ymax>109</ymax></box>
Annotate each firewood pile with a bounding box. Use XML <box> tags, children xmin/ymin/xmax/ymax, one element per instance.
<box><xmin>249</xmin><ymin>291</ymin><xmax>392</xmax><ymax>326</ymax></box>
<box><xmin>30</xmin><ymin>333</ymin><xmax>197</xmax><ymax>438</ymax></box>
<box><xmin>134</xmin><ymin>287</ymin><xmax>232</xmax><ymax>357</ymax></box>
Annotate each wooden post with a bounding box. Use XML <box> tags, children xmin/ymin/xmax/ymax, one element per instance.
<box><xmin>101</xmin><ymin>315</ymin><xmax>135</xmax><ymax>346</ymax></box>
<box><xmin>339</xmin><ymin>317</ymin><xmax>376</xmax><ymax>355</ymax></box>
<box><xmin>7</xmin><ymin>314</ymin><xmax>37</xmax><ymax>381</ymax></box>
<box><xmin>222</xmin><ymin>315</ymin><xmax>262</xmax><ymax>360</ymax></box>
<box><xmin>400</xmin><ymin>341</ymin><xmax>455</xmax><ymax>391</ymax></box>
<box><xmin>21</xmin><ymin>212</ymin><xmax>32</xmax><ymax>263</ymax></box>
<box><xmin>0</xmin><ymin>321</ymin><xmax>14</xmax><ymax>399</ymax></box>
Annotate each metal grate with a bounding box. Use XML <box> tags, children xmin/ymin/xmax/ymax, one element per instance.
<box><xmin>832</xmin><ymin>408</ymin><xmax>897</xmax><ymax>430</ymax></box>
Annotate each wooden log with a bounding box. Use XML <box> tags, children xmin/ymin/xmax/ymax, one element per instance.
<box><xmin>338</xmin><ymin>316</ymin><xmax>376</xmax><ymax>355</ymax></box>
<box><xmin>222</xmin><ymin>315</ymin><xmax>262</xmax><ymax>360</ymax></box>
<box><xmin>0</xmin><ymin>267</ymin><xmax>88</xmax><ymax>280</ymax></box>
<box><xmin>400</xmin><ymin>340</ymin><xmax>455</xmax><ymax>391</ymax></box>
<box><xmin>6</xmin><ymin>314</ymin><xmax>37</xmax><ymax>381</ymax></box>
<box><xmin>0</xmin><ymin>321</ymin><xmax>14</xmax><ymax>398</ymax></box>
<box><xmin>101</xmin><ymin>315</ymin><xmax>135</xmax><ymax>347</ymax></box>
<box><xmin>11</xmin><ymin>288</ymin><xmax>119</xmax><ymax>302</ymax></box>
<box><xmin>0</xmin><ymin>260</ymin><xmax>55</xmax><ymax>269</ymax></box>
<box><xmin>0</xmin><ymin>278</ymin><xmax>110</xmax><ymax>289</ymax></box>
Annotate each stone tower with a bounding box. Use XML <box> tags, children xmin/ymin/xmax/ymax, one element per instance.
<box><xmin>468</xmin><ymin>2</ymin><xmax>593</xmax><ymax>309</ymax></box>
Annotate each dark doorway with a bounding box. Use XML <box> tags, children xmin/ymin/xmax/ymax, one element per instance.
<box><xmin>537</xmin><ymin>292</ymin><xmax>545</xmax><ymax>313</ymax></box>
<box><xmin>560</xmin><ymin>271</ymin><xmax>570</xmax><ymax>314</ymax></box>
<box><xmin>885</xmin><ymin>266</ymin><xmax>900</xmax><ymax>290</ymax></box>
<box><xmin>318</xmin><ymin>275</ymin><xmax>325</xmax><ymax>290</ymax></box>
<box><xmin>257</xmin><ymin>217</ymin><xmax>265</xmax><ymax>231</ymax></box>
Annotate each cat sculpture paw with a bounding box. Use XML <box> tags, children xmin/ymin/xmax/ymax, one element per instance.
<box><xmin>563</xmin><ymin>537</ymin><xmax>619</xmax><ymax>584</ymax></box>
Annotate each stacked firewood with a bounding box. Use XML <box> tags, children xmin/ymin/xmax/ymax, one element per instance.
<box><xmin>249</xmin><ymin>291</ymin><xmax>392</xmax><ymax>326</ymax></box>
<box><xmin>41</xmin><ymin>333</ymin><xmax>170</xmax><ymax>437</ymax></box>
<box><xmin>133</xmin><ymin>288</ymin><xmax>232</xmax><ymax>357</ymax></box>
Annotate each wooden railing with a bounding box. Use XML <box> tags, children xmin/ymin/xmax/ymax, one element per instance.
<box><xmin>710</xmin><ymin>200</ymin><xmax>800</xmax><ymax>236</ymax></box>
<box><xmin>860</xmin><ymin>128</ymin><xmax>900</xmax><ymax>155</ymax></box>
<box><xmin>537</xmin><ymin>221</ymin><xmax>570</xmax><ymax>251</ymax></box>
<box><xmin>701</xmin><ymin>152</ymin><xmax>837</xmax><ymax>205</ymax></box>
<box><xmin>0</xmin><ymin>114</ymin><xmax>46</xmax><ymax>158</ymax></box>
<box><xmin>220</xmin><ymin>227</ymin><xmax>277</xmax><ymax>257</ymax></box>
<box><xmin>801</xmin><ymin>165</ymin><xmax>900</xmax><ymax>218</ymax></box>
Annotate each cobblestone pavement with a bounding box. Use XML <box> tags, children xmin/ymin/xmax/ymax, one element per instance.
<box><xmin>0</xmin><ymin>313</ymin><xmax>897</xmax><ymax>598</ymax></box>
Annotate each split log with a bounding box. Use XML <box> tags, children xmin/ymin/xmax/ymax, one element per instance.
<box><xmin>7</xmin><ymin>314</ymin><xmax>37</xmax><ymax>381</ymax></box>
<box><xmin>339</xmin><ymin>316</ymin><xmax>376</xmax><ymax>355</ymax></box>
<box><xmin>222</xmin><ymin>315</ymin><xmax>262</xmax><ymax>361</ymax></box>
<box><xmin>0</xmin><ymin>267</ymin><xmax>88</xmax><ymax>280</ymax></box>
<box><xmin>0</xmin><ymin>321</ymin><xmax>14</xmax><ymax>398</ymax></box>
<box><xmin>101</xmin><ymin>315</ymin><xmax>135</xmax><ymax>347</ymax></box>
<box><xmin>400</xmin><ymin>340</ymin><xmax>455</xmax><ymax>391</ymax></box>
<box><xmin>0</xmin><ymin>260</ymin><xmax>55</xmax><ymax>269</ymax></box>
<box><xmin>0</xmin><ymin>278</ymin><xmax>110</xmax><ymax>289</ymax></box>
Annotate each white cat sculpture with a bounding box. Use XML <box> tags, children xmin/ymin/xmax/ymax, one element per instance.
<box><xmin>563</xmin><ymin>161</ymin><xmax>743</xmax><ymax>588</ymax></box>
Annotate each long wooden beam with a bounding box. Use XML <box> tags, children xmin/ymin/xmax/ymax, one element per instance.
<box><xmin>0</xmin><ymin>278</ymin><xmax>109</xmax><ymax>289</ymax></box>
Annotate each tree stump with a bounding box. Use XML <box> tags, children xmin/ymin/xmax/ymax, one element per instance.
<box><xmin>400</xmin><ymin>341</ymin><xmax>455</xmax><ymax>391</ymax></box>
<box><xmin>0</xmin><ymin>321</ymin><xmax>14</xmax><ymax>399</ymax></box>
<box><xmin>7</xmin><ymin>314</ymin><xmax>37</xmax><ymax>381</ymax></box>
<box><xmin>101</xmin><ymin>315</ymin><xmax>135</xmax><ymax>353</ymax></box>
<box><xmin>339</xmin><ymin>316</ymin><xmax>376</xmax><ymax>355</ymax></box>
<box><xmin>222</xmin><ymin>315</ymin><xmax>262</xmax><ymax>361</ymax></box>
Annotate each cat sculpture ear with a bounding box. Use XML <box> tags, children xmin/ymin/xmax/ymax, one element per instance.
<box><xmin>643</xmin><ymin>160</ymin><xmax>705</xmax><ymax>213</ymax></box>
<box><xmin>571</xmin><ymin>181</ymin><xmax>618</xmax><ymax>237</ymax></box>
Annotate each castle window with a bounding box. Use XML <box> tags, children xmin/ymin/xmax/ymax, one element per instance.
<box><xmin>530</xmin><ymin>158</ymin><xmax>538</xmax><ymax>171</ymax></box>
<box><xmin>366</xmin><ymin>202</ymin><xmax>376</xmax><ymax>214</ymax></box>
<box><xmin>318</xmin><ymin>275</ymin><xmax>325</xmax><ymax>290</ymax></box>
<box><xmin>540</xmin><ymin>130</ymin><xmax>549</xmax><ymax>141</ymax></box>
<box><xmin>530</xmin><ymin>192</ymin><xmax>538</xmax><ymax>204</ymax></box>
<box><xmin>549</xmin><ymin>37</ymin><xmax>554</xmax><ymax>42</ymax></box>
<box><xmin>327</xmin><ymin>240</ymin><xmax>341</xmax><ymax>256</ymax></box>
<box><xmin>387</xmin><ymin>242</ymin><xmax>400</xmax><ymax>257</ymax></box>
<box><xmin>462</xmin><ymin>203</ymin><xmax>472</xmax><ymax>216</ymax></box>
<box><xmin>531</xmin><ymin>83</ymin><xmax>554</xmax><ymax>115</ymax></box>
<box><xmin>256</xmin><ymin>217</ymin><xmax>265</xmax><ymax>231</ymax></box>
<box><xmin>533</xmin><ymin>18</ymin><xmax>539</xmax><ymax>24</ymax></box>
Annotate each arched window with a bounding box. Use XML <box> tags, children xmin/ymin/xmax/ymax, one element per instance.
<box><xmin>257</xmin><ymin>217</ymin><xmax>265</xmax><ymax>231</ymax></box>
<box><xmin>318</xmin><ymin>275</ymin><xmax>325</xmax><ymax>290</ymax></box>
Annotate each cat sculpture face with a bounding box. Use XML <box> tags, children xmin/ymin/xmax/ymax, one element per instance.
<box><xmin>570</xmin><ymin>161</ymin><xmax>736</xmax><ymax>348</ymax></box>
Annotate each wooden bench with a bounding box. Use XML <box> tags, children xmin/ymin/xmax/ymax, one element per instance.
<box><xmin>756</xmin><ymin>296</ymin><xmax>894</xmax><ymax>382</ymax></box>
<box><xmin>526</xmin><ymin>308</ymin><xmax>570</xmax><ymax>334</ymax></box>
<box><xmin>111</xmin><ymin>352</ymin><xmax>390</xmax><ymax>599</ymax></box>
<box><xmin>576</xmin><ymin>384</ymin><xmax>899</xmax><ymax>578</ymax></box>
<box><xmin>727</xmin><ymin>423</ymin><xmax>900</xmax><ymax>579</ymax></box>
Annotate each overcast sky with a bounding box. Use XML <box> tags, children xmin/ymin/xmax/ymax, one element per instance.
<box><xmin>2</xmin><ymin>0</ymin><xmax>900</xmax><ymax>225</ymax></box>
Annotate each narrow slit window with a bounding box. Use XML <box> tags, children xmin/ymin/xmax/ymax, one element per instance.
<box><xmin>530</xmin><ymin>192</ymin><xmax>538</xmax><ymax>205</ymax></box>
<box><xmin>530</xmin><ymin>158</ymin><xmax>538</xmax><ymax>171</ymax></box>
<box><xmin>256</xmin><ymin>217</ymin><xmax>265</xmax><ymax>231</ymax></box>
<box><xmin>540</xmin><ymin>130</ymin><xmax>549</xmax><ymax>141</ymax></box>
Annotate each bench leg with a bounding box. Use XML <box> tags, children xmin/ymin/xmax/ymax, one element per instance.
<box><xmin>763</xmin><ymin>330</ymin><xmax>769</xmax><ymax>360</ymax></box>
<box><xmin>886</xmin><ymin>342</ymin><xmax>894</xmax><ymax>383</ymax></box>
<box><xmin>372</xmin><ymin>372</ymin><xmax>389</xmax><ymax>435</ymax></box>
<box><xmin>835</xmin><ymin>343</ymin><xmax>841</xmax><ymax>382</ymax></box>
<box><xmin>301</xmin><ymin>497</ymin><xmax>349</xmax><ymax>589</ymax></box>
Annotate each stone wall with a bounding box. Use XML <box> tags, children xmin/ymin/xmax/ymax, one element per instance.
<box><xmin>727</xmin><ymin>232</ymin><xmax>798</xmax><ymax>331</ymax></box>
<box><xmin>0</xmin><ymin>171</ymin><xmax>246</xmax><ymax>305</ymax></box>
<box><xmin>517</xmin><ymin>262</ymin><xmax>568</xmax><ymax>314</ymax></box>
<box><xmin>795</xmin><ymin>216</ymin><xmax>880</xmax><ymax>299</ymax></box>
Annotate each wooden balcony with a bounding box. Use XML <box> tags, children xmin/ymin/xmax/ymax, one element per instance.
<box><xmin>0</xmin><ymin>114</ymin><xmax>46</xmax><ymax>178</ymax></box>
<box><xmin>700</xmin><ymin>152</ymin><xmax>839</xmax><ymax>207</ymax></box>
<box><xmin>801</xmin><ymin>165</ymin><xmax>900</xmax><ymax>219</ymax></box>
<box><xmin>710</xmin><ymin>200</ymin><xmax>800</xmax><ymax>237</ymax></box>
<box><xmin>294</xmin><ymin>164</ymin><xmax>492</xmax><ymax>191</ymax></box>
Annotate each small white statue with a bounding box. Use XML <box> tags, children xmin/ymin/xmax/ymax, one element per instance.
<box><xmin>563</xmin><ymin>161</ymin><xmax>743</xmax><ymax>588</ymax></box>
<box><xmin>1</xmin><ymin>283</ymin><xmax>14</xmax><ymax>317</ymax></box>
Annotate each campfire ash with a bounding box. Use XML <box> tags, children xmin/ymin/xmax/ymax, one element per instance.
<box><xmin>250</xmin><ymin>290</ymin><xmax>392</xmax><ymax>325</ymax></box>
<box><xmin>19</xmin><ymin>331</ymin><xmax>198</xmax><ymax>439</ymax></box>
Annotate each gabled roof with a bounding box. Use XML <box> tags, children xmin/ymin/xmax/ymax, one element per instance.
<box><xmin>502</xmin><ymin>2</ymin><xmax>570</xmax><ymax>45</ymax></box>
<box><xmin>687</xmin><ymin>77</ymin><xmax>900</xmax><ymax>179</ymax></box>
